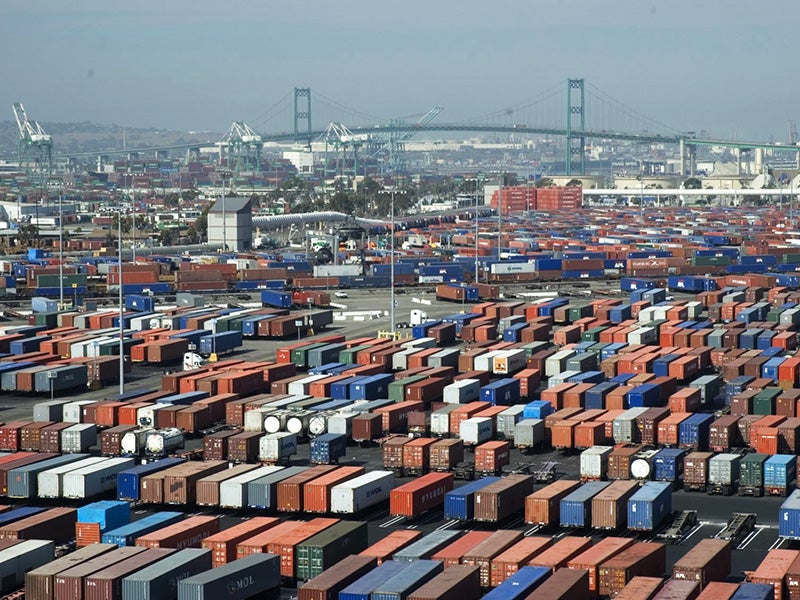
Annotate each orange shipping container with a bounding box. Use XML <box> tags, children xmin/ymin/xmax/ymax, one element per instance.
<box><xmin>201</xmin><ymin>517</ymin><xmax>279</xmax><ymax>567</ymax></box>
<box><xmin>360</xmin><ymin>530</ymin><xmax>422</xmax><ymax>565</ymax></box>
<box><xmin>567</xmin><ymin>537</ymin><xmax>636</xmax><ymax>595</ymax></box>
<box><xmin>525</xmin><ymin>480</ymin><xmax>581</xmax><ymax>526</ymax></box>
<box><xmin>236</xmin><ymin>521</ymin><xmax>303</xmax><ymax>558</ymax></box>
<box><xmin>490</xmin><ymin>536</ymin><xmax>553</xmax><ymax>587</ymax></box>
<box><xmin>528</xmin><ymin>536</ymin><xmax>593</xmax><ymax>571</ymax></box>
<box><xmin>748</xmin><ymin>549</ymin><xmax>799</xmax><ymax>600</ymax></box>
<box><xmin>303</xmin><ymin>466</ymin><xmax>365</xmax><ymax>513</ymax></box>
<box><xmin>134</xmin><ymin>516</ymin><xmax>219</xmax><ymax>550</ymax></box>
<box><xmin>431</xmin><ymin>531</ymin><xmax>493</xmax><ymax>568</ymax></box>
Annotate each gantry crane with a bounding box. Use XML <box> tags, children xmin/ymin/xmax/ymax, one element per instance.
<box><xmin>368</xmin><ymin>106</ymin><xmax>443</xmax><ymax>174</ymax></box>
<box><xmin>317</xmin><ymin>122</ymin><xmax>362</xmax><ymax>186</ymax></box>
<box><xmin>12</xmin><ymin>102</ymin><xmax>52</xmax><ymax>177</ymax></box>
<box><xmin>216</xmin><ymin>121</ymin><xmax>263</xmax><ymax>174</ymax></box>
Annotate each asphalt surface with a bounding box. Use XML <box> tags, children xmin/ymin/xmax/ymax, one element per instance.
<box><xmin>0</xmin><ymin>282</ymin><xmax>792</xmax><ymax>594</ymax></box>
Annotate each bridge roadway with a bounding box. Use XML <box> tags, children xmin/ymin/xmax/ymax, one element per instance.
<box><xmin>52</xmin><ymin>123</ymin><xmax>800</xmax><ymax>159</ymax></box>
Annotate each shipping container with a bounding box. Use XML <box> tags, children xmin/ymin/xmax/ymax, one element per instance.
<box><xmin>598</xmin><ymin>542</ymin><xmax>667</xmax><ymax>598</ymax></box>
<box><xmin>390</xmin><ymin>472</ymin><xmax>454</xmax><ymax>517</ymax></box>
<box><xmin>461</xmin><ymin>530</ymin><xmax>523</xmax><ymax>587</ymax></box>
<box><xmin>201</xmin><ymin>517</ymin><xmax>279</xmax><ymax>568</ymax></box>
<box><xmin>102</xmin><ymin>512</ymin><xmax>184</xmax><ymax>547</ymax></box>
<box><xmin>330</xmin><ymin>470</ymin><xmax>395</xmax><ymax>514</ymax></box>
<box><xmin>176</xmin><ymin>553</ymin><xmax>280</xmax><ymax>600</ymax></box>
<box><xmin>671</xmin><ymin>538</ymin><xmax>731</xmax><ymax>589</ymax></box>
<box><xmin>338</xmin><ymin>560</ymin><xmax>411</xmax><ymax>600</ymax></box>
<box><xmin>560</xmin><ymin>481</ymin><xmax>610</xmax><ymax>528</ymax></box>
<box><xmin>25</xmin><ymin>543</ymin><xmax>117</xmax><ymax>600</ymax></box>
<box><xmin>295</xmin><ymin>520</ymin><xmax>369</xmax><ymax>581</ymax></box>
<box><xmin>297</xmin><ymin>554</ymin><xmax>378</xmax><ymax>600</ymax></box>
<box><xmin>525</xmin><ymin>479</ymin><xmax>581</xmax><ymax>526</ymax></box>
<box><xmin>481</xmin><ymin>565</ymin><xmax>551</xmax><ymax>600</ymax></box>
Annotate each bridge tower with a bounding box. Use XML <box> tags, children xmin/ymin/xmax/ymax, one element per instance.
<box><xmin>294</xmin><ymin>88</ymin><xmax>312</xmax><ymax>146</ymax></box>
<box><xmin>565</xmin><ymin>78</ymin><xmax>585</xmax><ymax>176</ymax></box>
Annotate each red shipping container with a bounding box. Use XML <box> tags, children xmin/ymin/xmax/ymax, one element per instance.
<box><xmin>389</xmin><ymin>472</ymin><xmax>454</xmax><ymax>517</ymax></box>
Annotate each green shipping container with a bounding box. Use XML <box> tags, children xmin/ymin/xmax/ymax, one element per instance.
<box><xmin>693</xmin><ymin>256</ymin><xmax>732</xmax><ymax>267</ymax></box>
<box><xmin>753</xmin><ymin>388</ymin><xmax>782</xmax><ymax>415</ymax></box>
<box><xmin>740</xmin><ymin>453</ymin><xmax>768</xmax><ymax>488</ymax></box>
<box><xmin>568</xmin><ymin>304</ymin><xmax>593</xmax><ymax>323</ymax></box>
<box><xmin>388</xmin><ymin>376</ymin><xmax>427</xmax><ymax>403</ymax></box>
<box><xmin>100</xmin><ymin>337</ymin><xmax>143</xmax><ymax>356</ymax></box>
<box><xmin>295</xmin><ymin>520</ymin><xmax>368</xmax><ymax>581</ymax></box>
<box><xmin>581</xmin><ymin>326</ymin><xmax>608</xmax><ymax>343</ymax></box>
<box><xmin>291</xmin><ymin>343</ymin><xmax>327</xmax><ymax>369</ymax></box>
<box><xmin>37</xmin><ymin>273</ymin><xmax>87</xmax><ymax>287</ymax></box>
<box><xmin>520</xmin><ymin>341</ymin><xmax>550</xmax><ymax>357</ymax></box>
<box><xmin>768</xmin><ymin>309</ymin><xmax>784</xmax><ymax>323</ymax></box>
<box><xmin>338</xmin><ymin>345</ymin><xmax>371</xmax><ymax>364</ymax></box>
<box><xmin>783</xmin><ymin>254</ymin><xmax>800</xmax><ymax>264</ymax></box>
<box><xmin>34</xmin><ymin>312</ymin><xmax>59</xmax><ymax>328</ymax></box>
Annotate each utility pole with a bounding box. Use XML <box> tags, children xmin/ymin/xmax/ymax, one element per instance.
<box><xmin>118</xmin><ymin>196</ymin><xmax>124</xmax><ymax>395</ymax></box>
<box><xmin>390</xmin><ymin>189</ymin><xmax>395</xmax><ymax>335</ymax></box>
<box><xmin>58</xmin><ymin>188</ymin><xmax>63</xmax><ymax>308</ymax></box>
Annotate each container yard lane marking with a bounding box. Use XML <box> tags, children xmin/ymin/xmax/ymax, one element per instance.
<box><xmin>737</xmin><ymin>526</ymin><xmax>765</xmax><ymax>550</ymax></box>
<box><xmin>380</xmin><ymin>515</ymin><xmax>406</xmax><ymax>528</ymax></box>
<box><xmin>769</xmin><ymin>536</ymin><xmax>786</xmax><ymax>551</ymax></box>
<box><xmin>524</xmin><ymin>525</ymin><xmax>543</xmax><ymax>536</ymax></box>
<box><xmin>436</xmin><ymin>519</ymin><xmax>460</xmax><ymax>531</ymax></box>
<box><xmin>681</xmin><ymin>523</ymin><xmax>704</xmax><ymax>543</ymax></box>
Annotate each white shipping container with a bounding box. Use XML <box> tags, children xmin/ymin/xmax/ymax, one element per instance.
<box><xmin>548</xmin><ymin>370</ymin><xmax>581</xmax><ymax>388</ymax></box>
<box><xmin>62</xmin><ymin>400</ymin><xmax>95</xmax><ymax>423</ymax></box>
<box><xmin>32</xmin><ymin>400</ymin><xmax>70</xmax><ymax>422</ymax></box>
<box><xmin>459</xmin><ymin>417</ymin><xmax>493</xmax><ymax>446</ymax></box>
<box><xmin>137</xmin><ymin>404</ymin><xmax>172</xmax><ymax>428</ymax></box>
<box><xmin>244</xmin><ymin>407</ymin><xmax>277</xmax><ymax>432</ymax></box>
<box><xmin>259</xmin><ymin>432</ymin><xmax>298</xmax><ymax>463</ymax></box>
<box><xmin>219</xmin><ymin>465</ymin><xmax>285</xmax><ymax>509</ymax></box>
<box><xmin>62</xmin><ymin>457</ymin><xmax>135</xmax><ymax>499</ymax></box>
<box><xmin>627</xmin><ymin>326</ymin><xmax>657</xmax><ymax>345</ymax></box>
<box><xmin>327</xmin><ymin>412</ymin><xmax>357</xmax><ymax>437</ymax></box>
<box><xmin>514</xmin><ymin>419</ymin><xmax>545</xmax><ymax>448</ymax></box>
<box><xmin>580</xmin><ymin>446</ymin><xmax>613</xmax><ymax>480</ymax></box>
<box><xmin>497</xmin><ymin>316</ymin><xmax>525</xmax><ymax>335</ymax></box>
<box><xmin>37</xmin><ymin>456</ymin><xmax>107</xmax><ymax>499</ymax></box>
<box><xmin>401</xmin><ymin>337</ymin><xmax>437</xmax><ymax>349</ymax></box>
<box><xmin>493</xmin><ymin>349</ymin><xmax>527</xmax><ymax>376</ymax></box>
<box><xmin>612</xmin><ymin>408</ymin><xmax>650</xmax><ymax>444</ymax></box>
<box><xmin>442</xmin><ymin>379</ymin><xmax>480</xmax><ymax>404</ymax></box>
<box><xmin>431</xmin><ymin>405</ymin><xmax>459</xmax><ymax>436</ymax></box>
<box><xmin>121</xmin><ymin>428</ymin><xmax>154</xmax><ymax>455</ymax></box>
<box><xmin>129</xmin><ymin>314</ymin><xmax>156</xmax><ymax>331</ymax></box>
<box><xmin>474</xmin><ymin>350</ymin><xmax>503</xmax><ymax>374</ymax></box>
<box><xmin>0</xmin><ymin>539</ymin><xmax>54</xmax><ymax>591</ymax></box>
<box><xmin>637</xmin><ymin>307</ymin><xmax>659</xmax><ymax>322</ymax></box>
<box><xmin>651</xmin><ymin>306</ymin><xmax>670</xmax><ymax>321</ymax></box>
<box><xmin>686</xmin><ymin>301</ymin><xmax>703</xmax><ymax>320</ymax></box>
<box><xmin>313</xmin><ymin>264</ymin><xmax>362</xmax><ymax>278</ymax></box>
<box><xmin>490</xmin><ymin>262</ymin><xmax>537</xmax><ymax>275</ymax></box>
<box><xmin>392</xmin><ymin>348</ymin><xmax>420</xmax><ymax>371</ymax></box>
<box><xmin>545</xmin><ymin>350</ymin><xmax>577</xmax><ymax>378</ymax></box>
<box><xmin>61</xmin><ymin>424</ymin><xmax>97</xmax><ymax>454</ymax></box>
<box><xmin>427</xmin><ymin>348</ymin><xmax>459</xmax><ymax>369</ymax></box>
<box><xmin>497</xmin><ymin>405</ymin><xmax>526</xmax><ymax>438</ymax></box>
<box><xmin>330</xmin><ymin>471</ymin><xmax>395</xmax><ymax>514</ymax></box>
<box><xmin>288</xmin><ymin>375</ymin><xmax>327</xmax><ymax>396</ymax></box>
<box><xmin>145</xmin><ymin>429</ymin><xmax>184</xmax><ymax>455</ymax></box>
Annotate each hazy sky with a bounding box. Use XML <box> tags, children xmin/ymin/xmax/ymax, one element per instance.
<box><xmin>1</xmin><ymin>1</ymin><xmax>796</xmax><ymax>140</ymax></box>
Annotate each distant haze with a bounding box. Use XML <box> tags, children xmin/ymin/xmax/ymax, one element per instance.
<box><xmin>1</xmin><ymin>0</ymin><xmax>796</xmax><ymax>141</ymax></box>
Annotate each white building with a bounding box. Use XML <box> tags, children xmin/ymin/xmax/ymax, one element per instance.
<box><xmin>207</xmin><ymin>197</ymin><xmax>253</xmax><ymax>252</ymax></box>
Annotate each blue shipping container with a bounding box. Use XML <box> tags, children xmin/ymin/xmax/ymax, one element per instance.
<box><xmin>371</xmin><ymin>560</ymin><xmax>443</xmax><ymax>600</ymax></box>
<box><xmin>653</xmin><ymin>448</ymin><xmax>685</xmax><ymax>482</ymax></box>
<box><xmin>350</xmin><ymin>374</ymin><xmax>393</xmax><ymax>401</ymax></box>
<box><xmin>117</xmin><ymin>457</ymin><xmax>187</xmax><ymax>501</ymax></box>
<box><xmin>443</xmin><ymin>477</ymin><xmax>501</xmax><ymax>521</ymax></box>
<box><xmin>585</xmin><ymin>382</ymin><xmax>619</xmax><ymax>410</ymax></box>
<box><xmin>523</xmin><ymin>400</ymin><xmax>552</xmax><ymax>420</ymax></box>
<box><xmin>198</xmin><ymin>331</ymin><xmax>243</xmax><ymax>355</ymax></box>
<box><xmin>560</xmin><ymin>481</ymin><xmax>610</xmax><ymax>527</ymax></box>
<box><xmin>339</xmin><ymin>561</ymin><xmax>412</xmax><ymax>600</ymax></box>
<box><xmin>730</xmin><ymin>584</ymin><xmax>776</xmax><ymax>600</ymax></box>
<box><xmin>627</xmin><ymin>384</ymin><xmax>662</xmax><ymax>408</ymax></box>
<box><xmin>482</xmin><ymin>566</ymin><xmax>551</xmax><ymax>600</ymax></box>
<box><xmin>101</xmin><ymin>511</ymin><xmax>185</xmax><ymax>546</ymax></box>
<box><xmin>261</xmin><ymin>290</ymin><xmax>292</xmax><ymax>308</ymax></box>
<box><xmin>309</xmin><ymin>433</ymin><xmax>347</xmax><ymax>464</ymax></box>
<box><xmin>480</xmin><ymin>378</ymin><xmax>521</xmax><ymax>406</ymax></box>
<box><xmin>678</xmin><ymin>413</ymin><xmax>714</xmax><ymax>448</ymax></box>
<box><xmin>76</xmin><ymin>500</ymin><xmax>130</xmax><ymax>531</ymax></box>
<box><xmin>764</xmin><ymin>454</ymin><xmax>796</xmax><ymax>490</ymax></box>
<box><xmin>331</xmin><ymin>377</ymin><xmax>367</xmax><ymax>400</ymax></box>
<box><xmin>627</xmin><ymin>481</ymin><xmax>672</xmax><ymax>530</ymax></box>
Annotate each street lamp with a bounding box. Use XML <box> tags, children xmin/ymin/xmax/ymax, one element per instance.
<box><xmin>47</xmin><ymin>370</ymin><xmax>57</xmax><ymax>402</ymax></box>
<box><xmin>117</xmin><ymin>195</ymin><xmax>124</xmax><ymax>395</ymax></box>
<box><xmin>219</xmin><ymin>170</ymin><xmax>232</xmax><ymax>252</ymax></box>
<box><xmin>295</xmin><ymin>320</ymin><xmax>303</xmax><ymax>342</ymax></box>
<box><xmin>379</xmin><ymin>188</ymin><xmax>404</xmax><ymax>335</ymax></box>
<box><xmin>209</xmin><ymin>318</ymin><xmax>218</xmax><ymax>362</ymax></box>
<box><xmin>58</xmin><ymin>188</ymin><xmax>63</xmax><ymax>308</ymax></box>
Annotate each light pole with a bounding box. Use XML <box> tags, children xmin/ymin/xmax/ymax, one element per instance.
<box><xmin>58</xmin><ymin>188</ymin><xmax>63</xmax><ymax>308</ymax></box>
<box><xmin>219</xmin><ymin>170</ymin><xmax>232</xmax><ymax>253</ymax></box>
<box><xmin>497</xmin><ymin>177</ymin><xmax>503</xmax><ymax>261</ymax></box>
<box><xmin>131</xmin><ymin>186</ymin><xmax>136</xmax><ymax>264</ymax></box>
<box><xmin>474</xmin><ymin>175</ymin><xmax>482</xmax><ymax>282</ymax></box>
<box><xmin>210</xmin><ymin>319</ymin><xmax>218</xmax><ymax>362</ymax></box>
<box><xmin>390</xmin><ymin>189</ymin><xmax>395</xmax><ymax>335</ymax></box>
<box><xmin>118</xmin><ymin>195</ymin><xmax>124</xmax><ymax>395</ymax></box>
<box><xmin>47</xmin><ymin>370</ymin><xmax>56</xmax><ymax>402</ymax></box>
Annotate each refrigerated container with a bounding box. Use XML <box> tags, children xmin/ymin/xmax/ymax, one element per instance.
<box><xmin>580</xmin><ymin>446</ymin><xmax>612</xmax><ymax>481</ymax></box>
<box><xmin>330</xmin><ymin>471</ymin><xmax>395</xmax><ymax>514</ymax></box>
<box><xmin>62</xmin><ymin>457</ymin><xmax>135</xmax><ymax>499</ymax></box>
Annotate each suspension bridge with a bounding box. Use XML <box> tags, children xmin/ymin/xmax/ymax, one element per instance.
<box><xmin>15</xmin><ymin>78</ymin><xmax>800</xmax><ymax>177</ymax></box>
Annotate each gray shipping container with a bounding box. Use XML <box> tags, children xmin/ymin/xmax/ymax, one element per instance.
<box><xmin>246</xmin><ymin>466</ymin><xmax>308</xmax><ymax>509</ymax></box>
<box><xmin>393</xmin><ymin>530</ymin><xmax>461</xmax><ymax>562</ymax></box>
<box><xmin>7</xmin><ymin>453</ymin><xmax>89</xmax><ymax>499</ymax></box>
<box><xmin>514</xmin><ymin>419</ymin><xmax>545</xmax><ymax>448</ymax></box>
<box><xmin>612</xmin><ymin>408</ymin><xmax>649</xmax><ymax>444</ymax></box>
<box><xmin>0</xmin><ymin>539</ymin><xmax>54</xmax><ymax>593</ymax></box>
<box><xmin>61</xmin><ymin>424</ymin><xmax>97</xmax><ymax>453</ymax></box>
<box><xmin>121</xmin><ymin>548</ymin><xmax>212</xmax><ymax>600</ymax></box>
<box><xmin>34</xmin><ymin>366</ymin><xmax>88</xmax><ymax>393</ymax></box>
<box><xmin>427</xmin><ymin>348</ymin><xmax>460</xmax><ymax>369</ymax></box>
<box><xmin>708</xmin><ymin>453</ymin><xmax>742</xmax><ymax>486</ymax></box>
<box><xmin>371</xmin><ymin>559</ymin><xmax>443</xmax><ymax>599</ymax></box>
<box><xmin>497</xmin><ymin>405</ymin><xmax>526</xmax><ymax>439</ymax></box>
<box><xmin>176</xmin><ymin>553</ymin><xmax>279</xmax><ymax>600</ymax></box>
<box><xmin>566</xmin><ymin>352</ymin><xmax>598</xmax><ymax>372</ymax></box>
<box><xmin>33</xmin><ymin>400</ymin><xmax>71</xmax><ymax>422</ymax></box>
